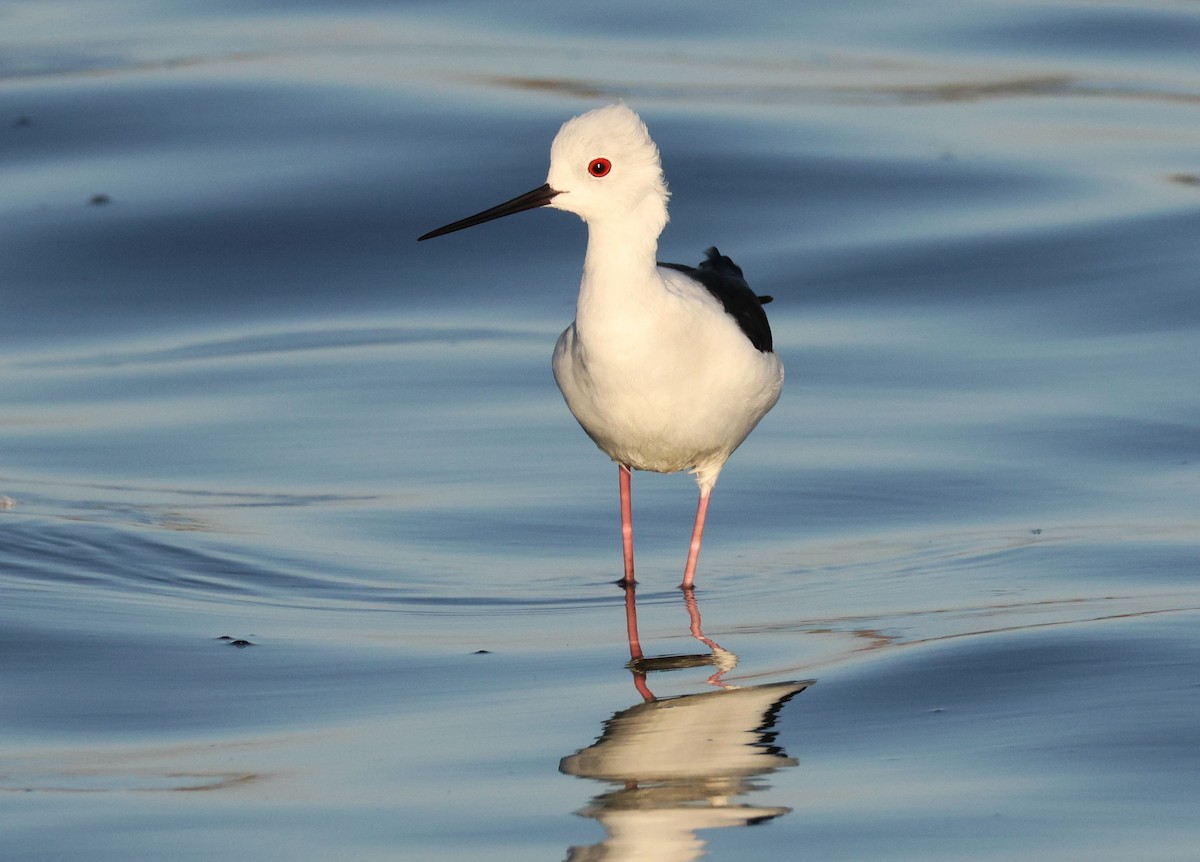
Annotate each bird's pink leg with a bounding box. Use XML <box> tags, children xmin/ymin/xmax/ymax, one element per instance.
<box><xmin>680</xmin><ymin>486</ymin><xmax>712</xmax><ymax>590</ymax></box>
<box><xmin>619</xmin><ymin>464</ymin><xmax>635</xmax><ymax>585</ymax></box>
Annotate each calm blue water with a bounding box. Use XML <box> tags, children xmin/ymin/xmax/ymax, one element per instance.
<box><xmin>3</xmin><ymin>2</ymin><xmax>1199</xmax><ymax>860</ymax></box>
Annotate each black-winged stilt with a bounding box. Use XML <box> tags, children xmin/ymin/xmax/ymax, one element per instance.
<box><xmin>419</xmin><ymin>104</ymin><xmax>783</xmax><ymax>589</ymax></box>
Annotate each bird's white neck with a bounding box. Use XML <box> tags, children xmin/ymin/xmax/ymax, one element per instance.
<box><xmin>575</xmin><ymin>195</ymin><xmax>668</xmax><ymax>334</ymax></box>
<box><xmin>577</xmin><ymin>230</ymin><xmax>660</xmax><ymax>335</ymax></box>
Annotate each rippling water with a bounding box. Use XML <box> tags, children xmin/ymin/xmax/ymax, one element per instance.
<box><xmin>3</xmin><ymin>2</ymin><xmax>1199</xmax><ymax>860</ymax></box>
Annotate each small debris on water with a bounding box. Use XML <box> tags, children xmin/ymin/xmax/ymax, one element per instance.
<box><xmin>215</xmin><ymin>635</ymin><xmax>255</xmax><ymax>647</ymax></box>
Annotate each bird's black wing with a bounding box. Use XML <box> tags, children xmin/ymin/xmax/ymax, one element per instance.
<box><xmin>660</xmin><ymin>247</ymin><xmax>774</xmax><ymax>353</ymax></box>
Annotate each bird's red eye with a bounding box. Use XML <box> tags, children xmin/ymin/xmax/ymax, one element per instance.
<box><xmin>588</xmin><ymin>157</ymin><xmax>611</xmax><ymax>177</ymax></box>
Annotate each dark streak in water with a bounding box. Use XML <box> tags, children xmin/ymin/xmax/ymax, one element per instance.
<box><xmin>483</xmin><ymin>75</ymin><xmax>612</xmax><ymax>99</ymax></box>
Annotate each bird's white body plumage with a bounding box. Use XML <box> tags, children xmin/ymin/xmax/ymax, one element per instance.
<box><xmin>553</xmin><ymin>266</ymin><xmax>782</xmax><ymax>491</ymax></box>
<box><xmin>546</xmin><ymin>105</ymin><xmax>783</xmax><ymax>493</ymax></box>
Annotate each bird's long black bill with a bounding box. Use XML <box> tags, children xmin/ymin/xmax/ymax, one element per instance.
<box><xmin>417</xmin><ymin>183</ymin><xmax>560</xmax><ymax>241</ymax></box>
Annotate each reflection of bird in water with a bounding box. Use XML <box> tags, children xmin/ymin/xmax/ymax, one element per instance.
<box><xmin>623</xmin><ymin>579</ymin><xmax>737</xmax><ymax>691</ymax></box>
<box><xmin>560</xmin><ymin>681</ymin><xmax>808</xmax><ymax>862</ymax></box>
<box><xmin>561</xmin><ymin>586</ymin><xmax>809</xmax><ymax>861</ymax></box>
<box><xmin>419</xmin><ymin>104</ymin><xmax>783</xmax><ymax>589</ymax></box>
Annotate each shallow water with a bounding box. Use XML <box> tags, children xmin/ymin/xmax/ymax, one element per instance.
<box><xmin>2</xmin><ymin>1</ymin><xmax>1199</xmax><ymax>860</ymax></box>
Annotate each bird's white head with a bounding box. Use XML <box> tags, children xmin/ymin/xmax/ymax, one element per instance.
<box><xmin>545</xmin><ymin>104</ymin><xmax>670</xmax><ymax>237</ymax></box>
<box><xmin>417</xmin><ymin>103</ymin><xmax>670</xmax><ymax>244</ymax></box>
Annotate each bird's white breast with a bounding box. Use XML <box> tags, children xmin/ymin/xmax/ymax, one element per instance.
<box><xmin>552</xmin><ymin>267</ymin><xmax>783</xmax><ymax>489</ymax></box>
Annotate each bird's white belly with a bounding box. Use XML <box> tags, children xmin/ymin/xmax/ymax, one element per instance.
<box><xmin>552</xmin><ymin>314</ymin><xmax>783</xmax><ymax>484</ymax></box>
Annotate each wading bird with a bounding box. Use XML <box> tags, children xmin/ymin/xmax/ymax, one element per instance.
<box><xmin>419</xmin><ymin>104</ymin><xmax>782</xmax><ymax>589</ymax></box>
